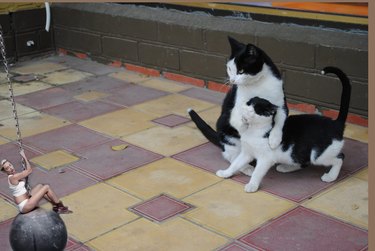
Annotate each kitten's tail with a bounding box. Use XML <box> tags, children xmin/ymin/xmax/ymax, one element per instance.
<box><xmin>187</xmin><ymin>108</ymin><xmax>222</xmax><ymax>148</ymax></box>
<box><xmin>321</xmin><ymin>66</ymin><xmax>351</xmax><ymax>123</ymax></box>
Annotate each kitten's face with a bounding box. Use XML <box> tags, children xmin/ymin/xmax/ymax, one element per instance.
<box><xmin>244</xmin><ymin>97</ymin><xmax>277</xmax><ymax>126</ymax></box>
<box><xmin>226</xmin><ymin>36</ymin><xmax>265</xmax><ymax>85</ymax></box>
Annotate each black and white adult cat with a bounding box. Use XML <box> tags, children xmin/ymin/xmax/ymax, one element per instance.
<box><xmin>216</xmin><ymin>66</ymin><xmax>351</xmax><ymax>192</ymax></box>
<box><xmin>188</xmin><ymin>36</ymin><xmax>288</xmax><ymax>168</ymax></box>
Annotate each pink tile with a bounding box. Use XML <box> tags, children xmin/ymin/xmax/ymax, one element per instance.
<box><xmin>152</xmin><ymin>114</ymin><xmax>191</xmax><ymax>128</ymax></box>
<box><xmin>218</xmin><ymin>242</ymin><xmax>260</xmax><ymax>251</ymax></box>
<box><xmin>42</xmin><ymin>100</ymin><xmax>122</xmax><ymax>122</ymax></box>
<box><xmin>73</xmin><ymin>139</ymin><xmax>163</xmax><ymax>180</ymax></box>
<box><xmin>179</xmin><ymin>87</ymin><xmax>225</xmax><ymax>104</ymax></box>
<box><xmin>22</xmin><ymin>124</ymin><xmax>112</xmax><ymax>153</ymax></box>
<box><xmin>173</xmin><ymin>142</ymin><xmax>229</xmax><ymax>173</ymax></box>
<box><xmin>104</xmin><ymin>84</ymin><xmax>168</xmax><ymax>106</ymax></box>
<box><xmin>239</xmin><ymin>207</ymin><xmax>368</xmax><ymax>251</ymax></box>
<box><xmin>16</xmin><ymin>87</ymin><xmax>75</xmax><ymax>110</ymax></box>
<box><xmin>0</xmin><ymin>219</ymin><xmax>13</xmax><ymax>251</ymax></box>
<box><xmin>341</xmin><ymin>138</ymin><xmax>368</xmax><ymax>173</ymax></box>
<box><xmin>130</xmin><ymin>194</ymin><xmax>193</xmax><ymax>222</ymax></box>
<box><xmin>65</xmin><ymin>237</ymin><xmax>93</xmax><ymax>251</ymax></box>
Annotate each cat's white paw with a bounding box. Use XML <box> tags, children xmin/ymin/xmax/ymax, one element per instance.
<box><xmin>241</xmin><ymin>105</ymin><xmax>253</xmax><ymax>124</ymax></box>
<box><xmin>240</xmin><ymin>166</ymin><xmax>254</xmax><ymax>176</ymax></box>
<box><xmin>321</xmin><ymin>173</ymin><xmax>336</xmax><ymax>183</ymax></box>
<box><xmin>244</xmin><ymin>183</ymin><xmax>259</xmax><ymax>193</ymax></box>
<box><xmin>216</xmin><ymin>170</ymin><xmax>233</xmax><ymax>178</ymax></box>
<box><xmin>268</xmin><ymin>130</ymin><xmax>282</xmax><ymax>149</ymax></box>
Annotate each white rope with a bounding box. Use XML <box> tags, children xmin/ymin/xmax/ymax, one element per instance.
<box><xmin>0</xmin><ymin>25</ymin><xmax>31</xmax><ymax>192</ymax></box>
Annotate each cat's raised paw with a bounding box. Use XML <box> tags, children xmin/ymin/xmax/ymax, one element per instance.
<box><xmin>244</xmin><ymin>183</ymin><xmax>259</xmax><ymax>193</ymax></box>
<box><xmin>321</xmin><ymin>173</ymin><xmax>336</xmax><ymax>183</ymax></box>
<box><xmin>216</xmin><ymin>170</ymin><xmax>232</xmax><ymax>178</ymax></box>
<box><xmin>268</xmin><ymin>130</ymin><xmax>282</xmax><ymax>149</ymax></box>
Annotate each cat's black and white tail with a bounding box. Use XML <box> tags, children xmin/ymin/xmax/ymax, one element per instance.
<box><xmin>187</xmin><ymin>108</ymin><xmax>221</xmax><ymax>148</ymax></box>
<box><xmin>321</xmin><ymin>66</ymin><xmax>351</xmax><ymax>124</ymax></box>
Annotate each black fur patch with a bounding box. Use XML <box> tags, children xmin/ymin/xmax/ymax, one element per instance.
<box><xmin>247</xmin><ymin>97</ymin><xmax>278</xmax><ymax>117</ymax></box>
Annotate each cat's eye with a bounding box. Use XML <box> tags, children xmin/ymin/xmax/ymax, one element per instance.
<box><xmin>238</xmin><ymin>69</ymin><xmax>244</xmax><ymax>74</ymax></box>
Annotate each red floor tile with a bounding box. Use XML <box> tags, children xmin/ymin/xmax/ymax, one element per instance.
<box><xmin>22</xmin><ymin>124</ymin><xmax>112</xmax><ymax>153</ymax></box>
<box><xmin>104</xmin><ymin>84</ymin><xmax>169</xmax><ymax>106</ymax></box>
<box><xmin>239</xmin><ymin>207</ymin><xmax>368</xmax><ymax>251</ymax></box>
<box><xmin>152</xmin><ymin>114</ymin><xmax>191</xmax><ymax>128</ymax></box>
<box><xmin>72</xmin><ymin>139</ymin><xmax>163</xmax><ymax>180</ymax></box>
<box><xmin>15</xmin><ymin>87</ymin><xmax>75</xmax><ymax>110</ymax></box>
<box><xmin>41</xmin><ymin>100</ymin><xmax>122</xmax><ymax>122</ymax></box>
<box><xmin>129</xmin><ymin>194</ymin><xmax>193</xmax><ymax>222</ymax></box>
<box><xmin>179</xmin><ymin>87</ymin><xmax>225</xmax><ymax>104</ymax></box>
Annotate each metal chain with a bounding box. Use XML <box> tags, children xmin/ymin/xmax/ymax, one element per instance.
<box><xmin>0</xmin><ymin>25</ymin><xmax>30</xmax><ymax>192</ymax></box>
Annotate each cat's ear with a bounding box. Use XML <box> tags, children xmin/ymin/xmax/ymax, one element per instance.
<box><xmin>228</xmin><ymin>36</ymin><xmax>244</xmax><ymax>55</ymax></box>
<box><xmin>246</xmin><ymin>44</ymin><xmax>258</xmax><ymax>57</ymax></box>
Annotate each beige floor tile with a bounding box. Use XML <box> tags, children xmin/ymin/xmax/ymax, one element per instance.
<box><xmin>87</xmin><ymin>218</ymin><xmax>228</xmax><ymax>251</ymax></box>
<box><xmin>0</xmin><ymin>100</ymin><xmax>36</xmax><ymax>121</ymax></box>
<box><xmin>74</xmin><ymin>91</ymin><xmax>109</xmax><ymax>102</ymax></box>
<box><xmin>303</xmin><ymin>177</ymin><xmax>368</xmax><ymax>229</ymax></box>
<box><xmin>186</xmin><ymin>106</ymin><xmax>221</xmax><ymax>129</ymax></box>
<box><xmin>108</xmin><ymin>158</ymin><xmax>220</xmax><ymax>199</ymax></box>
<box><xmin>133</xmin><ymin>94</ymin><xmax>216</xmax><ymax>117</ymax></box>
<box><xmin>0</xmin><ymin>72</ymin><xmax>12</xmax><ymax>84</ymax></box>
<box><xmin>110</xmin><ymin>71</ymin><xmax>150</xmax><ymax>84</ymax></box>
<box><xmin>123</xmin><ymin>126</ymin><xmax>208</xmax><ymax>156</ymax></box>
<box><xmin>31</xmin><ymin>150</ymin><xmax>80</xmax><ymax>170</ymax></box>
<box><xmin>57</xmin><ymin>183</ymin><xmax>141</xmax><ymax>242</ymax></box>
<box><xmin>354</xmin><ymin>168</ymin><xmax>368</xmax><ymax>181</ymax></box>
<box><xmin>79</xmin><ymin>108</ymin><xmax>158</xmax><ymax>138</ymax></box>
<box><xmin>12</xmin><ymin>62</ymin><xmax>67</xmax><ymax>75</ymax></box>
<box><xmin>0</xmin><ymin>81</ymin><xmax>51</xmax><ymax>97</ymax></box>
<box><xmin>139</xmin><ymin>78</ymin><xmax>191</xmax><ymax>93</ymax></box>
<box><xmin>344</xmin><ymin>123</ymin><xmax>368</xmax><ymax>143</ymax></box>
<box><xmin>0</xmin><ymin>112</ymin><xmax>70</xmax><ymax>140</ymax></box>
<box><xmin>184</xmin><ymin>180</ymin><xmax>295</xmax><ymax>238</ymax></box>
<box><xmin>43</xmin><ymin>69</ymin><xmax>93</xmax><ymax>85</ymax></box>
<box><xmin>0</xmin><ymin>198</ymin><xmax>18</xmax><ymax>222</ymax></box>
<box><xmin>0</xmin><ymin>137</ymin><xmax>9</xmax><ymax>145</ymax></box>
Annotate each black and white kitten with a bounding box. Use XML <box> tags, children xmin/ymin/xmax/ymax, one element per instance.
<box><xmin>216</xmin><ymin>66</ymin><xmax>351</xmax><ymax>192</ymax></box>
<box><xmin>188</xmin><ymin>36</ymin><xmax>288</xmax><ymax>169</ymax></box>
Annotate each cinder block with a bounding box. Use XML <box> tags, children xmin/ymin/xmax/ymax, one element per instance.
<box><xmin>159</xmin><ymin>23</ymin><xmax>204</xmax><ymax>49</ymax></box>
<box><xmin>180</xmin><ymin>50</ymin><xmax>226</xmax><ymax>79</ymax></box>
<box><xmin>205</xmin><ymin>30</ymin><xmax>256</xmax><ymax>55</ymax></box>
<box><xmin>258</xmin><ymin>37</ymin><xmax>315</xmax><ymax>67</ymax></box>
<box><xmin>316</xmin><ymin>46</ymin><xmax>368</xmax><ymax>80</ymax></box>
<box><xmin>54</xmin><ymin>27</ymin><xmax>101</xmax><ymax>55</ymax></box>
<box><xmin>39</xmin><ymin>29</ymin><xmax>54</xmax><ymax>50</ymax></box>
<box><xmin>102</xmin><ymin>36</ymin><xmax>138</xmax><ymax>61</ymax></box>
<box><xmin>0</xmin><ymin>14</ymin><xmax>11</xmax><ymax>33</ymax></box>
<box><xmin>139</xmin><ymin>43</ymin><xmax>179</xmax><ymax>70</ymax></box>
<box><xmin>12</xmin><ymin>8</ymin><xmax>45</xmax><ymax>33</ymax></box>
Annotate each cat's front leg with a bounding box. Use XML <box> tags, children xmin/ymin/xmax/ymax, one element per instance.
<box><xmin>244</xmin><ymin>160</ymin><xmax>272</xmax><ymax>193</ymax></box>
<box><xmin>268</xmin><ymin>107</ymin><xmax>287</xmax><ymax>149</ymax></box>
<box><xmin>216</xmin><ymin>152</ymin><xmax>253</xmax><ymax>178</ymax></box>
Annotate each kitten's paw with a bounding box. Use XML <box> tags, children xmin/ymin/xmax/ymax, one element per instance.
<box><xmin>240</xmin><ymin>166</ymin><xmax>254</xmax><ymax>176</ymax></box>
<box><xmin>321</xmin><ymin>173</ymin><xmax>336</xmax><ymax>183</ymax></box>
<box><xmin>244</xmin><ymin>183</ymin><xmax>259</xmax><ymax>193</ymax></box>
<box><xmin>268</xmin><ymin>130</ymin><xmax>282</xmax><ymax>149</ymax></box>
<box><xmin>216</xmin><ymin>170</ymin><xmax>233</xmax><ymax>178</ymax></box>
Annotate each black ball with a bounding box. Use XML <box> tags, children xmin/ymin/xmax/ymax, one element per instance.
<box><xmin>9</xmin><ymin>208</ymin><xmax>68</xmax><ymax>251</ymax></box>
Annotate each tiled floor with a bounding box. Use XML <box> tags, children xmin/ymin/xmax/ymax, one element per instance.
<box><xmin>0</xmin><ymin>55</ymin><xmax>368</xmax><ymax>251</ymax></box>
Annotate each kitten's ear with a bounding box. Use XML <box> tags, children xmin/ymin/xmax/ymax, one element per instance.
<box><xmin>246</xmin><ymin>44</ymin><xmax>258</xmax><ymax>57</ymax></box>
<box><xmin>228</xmin><ymin>36</ymin><xmax>244</xmax><ymax>55</ymax></box>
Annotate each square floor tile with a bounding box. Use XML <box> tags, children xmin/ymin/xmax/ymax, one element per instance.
<box><xmin>22</xmin><ymin>124</ymin><xmax>111</xmax><ymax>153</ymax></box>
<box><xmin>0</xmin><ymin>112</ymin><xmax>69</xmax><ymax>140</ymax></box>
<box><xmin>344</xmin><ymin>123</ymin><xmax>368</xmax><ymax>143</ymax></box>
<box><xmin>179</xmin><ymin>87</ymin><xmax>225</xmax><ymax>105</ymax></box>
<box><xmin>303</xmin><ymin>177</ymin><xmax>368</xmax><ymax>229</ymax></box>
<box><xmin>123</xmin><ymin>126</ymin><xmax>208</xmax><ymax>156</ymax></box>
<box><xmin>42</xmin><ymin>69</ymin><xmax>93</xmax><ymax>85</ymax></box>
<box><xmin>16</xmin><ymin>87</ymin><xmax>75</xmax><ymax>110</ymax></box>
<box><xmin>0</xmin><ymin>100</ymin><xmax>36</xmax><ymax>120</ymax></box>
<box><xmin>42</xmin><ymin>100</ymin><xmax>122</xmax><ymax>122</ymax></box>
<box><xmin>104</xmin><ymin>84</ymin><xmax>169</xmax><ymax>106</ymax></box>
<box><xmin>12</xmin><ymin>74</ymin><xmax>38</xmax><ymax>83</ymax></box>
<box><xmin>152</xmin><ymin>114</ymin><xmax>191</xmax><ymax>128</ymax></box>
<box><xmin>173</xmin><ymin>142</ymin><xmax>228</xmax><ymax>173</ymax></box>
<box><xmin>109</xmin><ymin>71</ymin><xmax>150</xmax><ymax>84</ymax></box>
<box><xmin>60</xmin><ymin>183</ymin><xmax>141</xmax><ymax>242</ymax></box>
<box><xmin>184</xmin><ymin>180</ymin><xmax>295</xmax><ymax>238</ymax></box>
<box><xmin>129</xmin><ymin>194</ymin><xmax>193</xmax><ymax>222</ymax></box>
<box><xmin>239</xmin><ymin>207</ymin><xmax>367</xmax><ymax>251</ymax></box>
<box><xmin>218</xmin><ymin>242</ymin><xmax>259</xmax><ymax>251</ymax></box>
<box><xmin>0</xmin><ymin>81</ymin><xmax>51</xmax><ymax>97</ymax></box>
<box><xmin>87</xmin><ymin>218</ymin><xmax>227</xmax><ymax>251</ymax></box>
<box><xmin>73</xmin><ymin>139</ymin><xmax>163</xmax><ymax>180</ymax></box>
<box><xmin>354</xmin><ymin>168</ymin><xmax>368</xmax><ymax>181</ymax></box>
<box><xmin>132</xmin><ymin>93</ymin><xmax>216</xmax><ymax>117</ymax></box>
<box><xmin>108</xmin><ymin>158</ymin><xmax>220</xmax><ymax>199</ymax></box>
<box><xmin>0</xmin><ymin>219</ymin><xmax>13</xmax><ymax>251</ymax></box>
<box><xmin>185</xmin><ymin>106</ymin><xmax>221</xmax><ymax>130</ymax></box>
<box><xmin>79</xmin><ymin>108</ymin><xmax>158</xmax><ymax>137</ymax></box>
<box><xmin>30</xmin><ymin>150</ymin><xmax>80</xmax><ymax>170</ymax></box>
<box><xmin>65</xmin><ymin>237</ymin><xmax>94</xmax><ymax>251</ymax></box>
<box><xmin>0</xmin><ymin>198</ymin><xmax>18</xmax><ymax>222</ymax></box>
<box><xmin>11</xmin><ymin>62</ymin><xmax>67</xmax><ymax>75</ymax></box>
<box><xmin>74</xmin><ymin>91</ymin><xmax>109</xmax><ymax>102</ymax></box>
<box><xmin>341</xmin><ymin>138</ymin><xmax>368</xmax><ymax>173</ymax></box>
<box><xmin>139</xmin><ymin>78</ymin><xmax>191</xmax><ymax>93</ymax></box>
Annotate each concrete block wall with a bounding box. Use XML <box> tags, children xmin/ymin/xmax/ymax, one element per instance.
<box><xmin>51</xmin><ymin>3</ymin><xmax>368</xmax><ymax>117</ymax></box>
